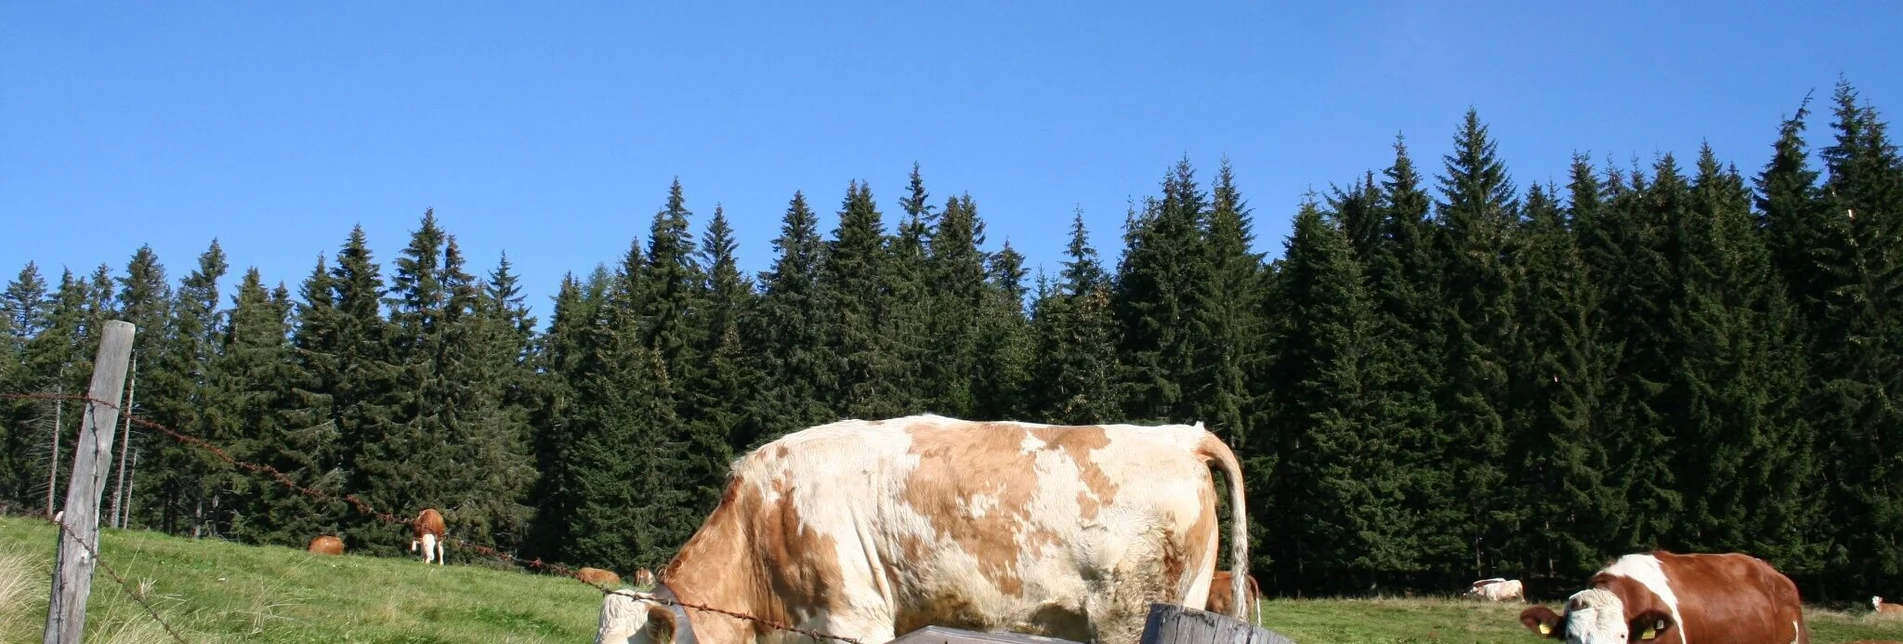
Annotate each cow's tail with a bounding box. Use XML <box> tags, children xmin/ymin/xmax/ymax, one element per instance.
<box><xmin>1195</xmin><ymin>428</ymin><xmax>1251</xmax><ymax>622</ymax></box>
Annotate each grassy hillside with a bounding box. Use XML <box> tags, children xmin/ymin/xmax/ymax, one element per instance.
<box><xmin>4</xmin><ymin>514</ymin><xmax>1902</xmax><ymax>643</ymax></box>
<box><xmin>0</xmin><ymin>515</ymin><xmax>603</xmax><ymax>643</ymax></box>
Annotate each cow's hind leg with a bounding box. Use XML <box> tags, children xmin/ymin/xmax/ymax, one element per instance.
<box><xmin>1088</xmin><ymin>537</ymin><xmax>1184</xmax><ymax>644</ymax></box>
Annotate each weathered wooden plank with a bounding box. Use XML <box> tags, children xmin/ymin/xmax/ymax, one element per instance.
<box><xmin>1138</xmin><ymin>602</ymin><xmax>1296</xmax><ymax>644</ymax></box>
<box><xmin>43</xmin><ymin>320</ymin><xmax>136</xmax><ymax>644</ymax></box>
<box><xmin>888</xmin><ymin>625</ymin><xmax>1085</xmax><ymax>644</ymax></box>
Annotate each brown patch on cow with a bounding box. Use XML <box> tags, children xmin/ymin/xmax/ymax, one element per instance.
<box><xmin>662</xmin><ymin>466</ymin><xmax>852</xmax><ymax>643</ymax></box>
<box><xmin>413</xmin><ymin>508</ymin><xmax>446</xmax><ymax>540</ymax></box>
<box><xmin>903</xmin><ymin>422</ymin><xmax>1119</xmax><ymax>598</ymax></box>
<box><xmin>307</xmin><ymin>535</ymin><xmax>343</xmax><ymax>555</ymax></box>
<box><xmin>660</xmin><ymin>475</ymin><xmax>781</xmax><ymax>644</ymax></box>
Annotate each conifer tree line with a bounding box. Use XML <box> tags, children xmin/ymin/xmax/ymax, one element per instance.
<box><xmin>2</xmin><ymin>81</ymin><xmax>1899</xmax><ymax>598</ymax></box>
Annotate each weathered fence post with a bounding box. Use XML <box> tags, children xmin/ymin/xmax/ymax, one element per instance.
<box><xmin>43</xmin><ymin>320</ymin><xmax>136</xmax><ymax>644</ymax></box>
<box><xmin>1138</xmin><ymin>602</ymin><xmax>1296</xmax><ymax>644</ymax></box>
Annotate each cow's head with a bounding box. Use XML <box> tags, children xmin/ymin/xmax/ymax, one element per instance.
<box><xmin>1519</xmin><ymin>588</ymin><xmax>1673</xmax><ymax>643</ymax></box>
<box><xmin>598</xmin><ymin>590</ymin><xmax>678</xmax><ymax>644</ymax></box>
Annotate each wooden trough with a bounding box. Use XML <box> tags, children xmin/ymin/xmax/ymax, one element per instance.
<box><xmin>884</xmin><ymin>603</ymin><xmax>1296</xmax><ymax>644</ymax></box>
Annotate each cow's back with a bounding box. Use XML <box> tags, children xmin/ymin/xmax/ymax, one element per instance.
<box><xmin>729</xmin><ymin>415</ymin><xmax>1227</xmax><ymax>644</ymax></box>
<box><xmin>1647</xmin><ymin>552</ymin><xmax>1807</xmax><ymax>643</ymax></box>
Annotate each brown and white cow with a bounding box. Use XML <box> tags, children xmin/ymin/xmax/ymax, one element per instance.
<box><xmin>410</xmin><ymin>508</ymin><xmax>446</xmax><ymax>565</ymax></box>
<box><xmin>1205</xmin><ymin>571</ymin><xmax>1261</xmax><ymax>624</ymax></box>
<box><xmin>1467</xmin><ymin>578</ymin><xmax>1525</xmax><ymax>602</ymax></box>
<box><xmin>1518</xmin><ymin>551</ymin><xmax>1806</xmax><ymax>644</ymax></box>
<box><xmin>597</xmin><ymin>414</ymin><xmax>1251</xmax><ymax>644</ymax></box>
<box><xmin>1873</xmin><ymin>596</ymin><xmax>1903</xmax><ymax>616</ymax></box>
<box><xmin>307</xmin><ymin>535</ymin><xmax>344</xmax><ymax>556</ymax></box>
<box><xmin>633</xmin><ymin>568</ymin><xmax>657</xmax><ymax>588</ymax></box>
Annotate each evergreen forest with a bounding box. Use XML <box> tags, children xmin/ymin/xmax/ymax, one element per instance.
<box><xmin>3</xmin><ymin>81</ymin><xmax>1901</xmax><ymax>599</ymax></box>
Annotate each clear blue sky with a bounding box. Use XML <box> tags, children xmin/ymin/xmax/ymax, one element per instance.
<box><xmin>4</xmin><ymin>1</ymin><xmax>1898</xmax><ymax>328</ymax></box>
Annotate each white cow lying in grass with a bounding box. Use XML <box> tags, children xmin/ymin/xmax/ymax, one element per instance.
<box><xmin>1465</xmin><ymin>577</ymin><xmax>1524</xmax><ymax>602</ymax></box>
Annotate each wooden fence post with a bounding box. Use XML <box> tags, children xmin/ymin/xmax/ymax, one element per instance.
<box><xmin>1138</xmin><ymin>602</ymin><xmax>1296</xmax><ymax>644</ymax></box>
<box><xmin>43</xmin><ymin>320</ymin><xmax>136</xmax><ymax>644</ymax></box>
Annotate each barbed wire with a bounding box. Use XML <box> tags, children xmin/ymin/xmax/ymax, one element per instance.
<box><xmin>45</xmin><ymin>512</ymin><xmax>193</xmax><ymax>644</ymax></box>
<box><xmin>3</xmin><ymin>391</ymin><xmax>863</xmax><ymax>644</ymax></box>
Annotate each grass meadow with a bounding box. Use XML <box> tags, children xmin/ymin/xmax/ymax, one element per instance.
<box><xmin>4</xmin><ymin>514</ymin><xmax>1902</xmax><ymax>643</ymax></box>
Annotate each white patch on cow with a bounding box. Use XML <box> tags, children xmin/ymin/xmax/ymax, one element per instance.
<box><xmin>1562</xmin><ymin>588</ymin><xmax>1628</xmax><ymax>644</ymax></box>
<box><xmin>1019</xmin><ymin>432</ymin><xmax>1047</xmax><ymax>452</ymax></box>
<box><xmin>1602</xmin><ymin>554</ymin><xmax>1687</xmax><ymax>644</ymax></box>
<box><xmin>965</xmin><ymin>494</ymin><xmax>999</xmax><ymax>519</ymax></box>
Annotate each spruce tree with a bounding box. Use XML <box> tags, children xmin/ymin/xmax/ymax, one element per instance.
<box><xmin>0</xmin><ymin>263</ymin><xmax>50</xmax><ymax>508</ymax></box>
<box><xmin>1113</xmin><ymin>158</ymin><xmax>1209</xmax><ymax>423</ymax></box>
<box><xmin>747</xmin><ymin>191</ymin><xmax>832</xmax><ymax>444</ymax></box>
<box><xmin>1361</xmin><ymin>138</ymin><xmax>1445</xmax><ymax>579</ymax></box>
<box><xmin>216</xmin><ymin>268</ymin><xmax>298</xmax><ymax>544</ymax></box>
<box><xmin>568</xmin><ymin>233</ymin><xmax>685</xmax><ymax>571</ymax></box>
<box><xmin>258</xmin><ymin>254</ymin><xmax>350</xmax><ymax>546</ymax></box>
<box><xmin>1814</xmin><ymin>81</ymin><xmax>1903</xmax><ymax>586</ymax></box>
<box><xmin>973</xmin><ymin>241</ymin><xmax>1032</xmax><ymax>420</ymax></box>
<box><xmin>689</xmin><ymin>205</ymin><xmax>761</xmax><ymax>455</ymax></box>
<box><xmin>884</xmin><ymin>164</ymin><xmax>935</xmax><ymax>413</ymax></box>
<box><xmin>526</xmin><ymin>269</ymin><xmax>609</xmax><ymax>561</ymax></box>
<box><xmin>924</xmin><ymin>194</ymin><xmax>989</xmax><ymax>418</ymax></box>
<box><xmin>1192</xmin><ymin>158</ymin><xmax>1263</xmax><ymax>447</ymax></box>
<box><xmin>819</xmin><ymin>181</ymin><xmax>905</xmax><ymax>418</ymax></box>
<box><xmin>324</xmin><ymin>227</ymin><xmax>402</xmax><ymax>550</ymax></box>
<box><xmin>144</xmin><ymin>240</ymin><xmax>230</xmax><ymax>535</ymax></box>
<box><xmin>1259</xmin><ymin>201</ymin><xmax>1388</xmax><ymax>592</ymax></box>
<box><xmin>636</xmin><ymin>179</ymin><xmax>720</xmax><ymax>551</ymax></box>
<box><xmin>1028</xmin><ymin>210</ymin><xmax>1120</xmax><ymax>424</ymax></box>
<box><xmin>1502</xmin><ymin>182</ymin><xmax>1620</xmax><ymax>579</ymax></box>
<box><xmin>110</xmin><ymin>245</ymin><xmax>171</xmax><ymax>529</ymax></box>
<box><xmin>1429</xmin><ymin>110</ymin><xmax>1520</xmax><ymax>576</ymax></box>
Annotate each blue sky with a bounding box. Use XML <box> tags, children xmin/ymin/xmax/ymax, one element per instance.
<box><xmin>4</xmin><ymin>1</ymin><xmax>1898</xmax><ymax>328</ymax></box>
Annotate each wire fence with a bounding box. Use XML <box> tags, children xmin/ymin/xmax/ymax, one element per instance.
<box><xmin>3</xmin><ymin>391</ymin><xmax>863</xmax><ymax>644</ymax></box>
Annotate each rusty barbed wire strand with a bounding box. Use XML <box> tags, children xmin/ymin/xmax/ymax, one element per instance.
<box><xmin>46</xmin><ymin>513</ymin><xmax>194</xmax><ymax>644</ymax></box>
<box><xmin>4</xmin><ymin>392</ymin><xmax>863</xmax><ymax>644</ymax></box>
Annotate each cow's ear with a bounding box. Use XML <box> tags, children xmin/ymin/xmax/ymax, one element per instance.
<box><xmin>643</xmin><ymin>605</ymin><xmax>677</xmax><ymax>644</ymax></box>
<box><xmin>1630</xmin><ymin>610</ymin><xmax>1671</xmax><ymax>641</ymax></box>
<box><xmin>1518</xmin><ymin>605</ymin><xmax>1562</xmax><ymax>638</ymax></box>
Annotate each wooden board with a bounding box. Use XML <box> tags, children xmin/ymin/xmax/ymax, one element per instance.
<box><xmin>888</xmin><ymin>625</ymin><xmax>1085</xmax><ymax>644</ymax></box>
<box><xmin>1138</xmin><ymin>602</ymin><xmax>1296</xmax><ymax>644</ymax></box>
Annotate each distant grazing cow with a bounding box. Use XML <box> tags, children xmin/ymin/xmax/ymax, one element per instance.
<box><xmin>1519</xmin><ymin>551</ymin><xmax>1806</xmax><ymax>643</ymax></box>
<box><xmin>1466</xmin><ymin>577</ymin><xmax>1525</xmax><ymax>602</ymax></box>
<box><xmin>596</xmin><ymin>414</ymin><xmax>1250</xmax><ymax>644</ymax></box>
<box><xmin>632</xmin><ymin>568</ymin><xmax>655</xmax><ymax>588</ymax></box>
<box><xmin>410</xmin><ymin>508</ymin><xmax>446</xmax><ymax>565</ymax></box>
<box><xmin>1874</xmin><ymin>596</ymin><xmax>1903</xmax><ymax>616</ymax></box>
<box><xmin>579</xmin><ymin>567</ymin><xmax>622</xmax><ymax>587</ymax></box>
<box><xmin>1205</xmin><ymin>570</ymin><xmax>1262</xmax><ymax>623</ymax></box>
<box><xmin>307</xmin><ymin>535</ymin><xmax>344</xmax><ymax>555</ymax></box>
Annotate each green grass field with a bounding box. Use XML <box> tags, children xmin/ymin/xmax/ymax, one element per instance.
<box><xmin>4</xmin><ymin>514</ymin><xmax>1902</xmax><ymax>643</ymax></box>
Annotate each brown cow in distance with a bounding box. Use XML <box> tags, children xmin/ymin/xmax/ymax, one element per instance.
<box><xmin>1519</xmin><ymin>551</ymin><xmax>1806</xmax><ymax>643</ymax></box>
<box><xmin>579</xmin><ymin>567</ymin><xmax>622</xmax><ymax>587</ymax></box>
<box><xmin>632</xmin><ymin>568</ymin><xmax>656</xmax><ymax>588</ymax></box>
<box><xmin>1205</xmin><ymin>570</ymin><xmax>1261</xmax><ymax>623</ymax></box>
<box><xmin>307</xmin><ymin>535</ymin><xmax>344</xmax><ymax>555</ymax></box>
<box><xmin>410</xmin><ymin>508</ymin><xmax>447</xmax><ymax>565</ymax></box>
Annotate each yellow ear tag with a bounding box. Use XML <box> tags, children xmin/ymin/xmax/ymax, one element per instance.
<box><xmin>1538</xmin><ymin>623</ymin><xmax>1551</xmax><ymax>635</ymax></box>
<box><xmin>1640</xmin><ymin>626</ymin><xmax>1657</xmax><ymax>640</ymax></box>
